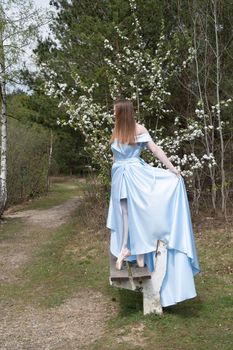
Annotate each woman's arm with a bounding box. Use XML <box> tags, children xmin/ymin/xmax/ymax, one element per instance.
<box><xmin>147</xmin><ymin>140</ymin><xmax>181</xmax><ymax>177</ymax></box>
<box><xmin>135</xmin><ymin>123</ymin><xmax>181</xmax><ymax>176</ymax></box>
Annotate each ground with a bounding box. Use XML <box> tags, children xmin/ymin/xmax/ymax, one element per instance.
<box><xmin>0</xmin><ymin>178</ymin><xmax>113</xmax><ymax>350</ymax></box>
<box><xmin>0</xmin><ymin>176</ymin><xmax>232</xmax><ymax>350</ymax></box>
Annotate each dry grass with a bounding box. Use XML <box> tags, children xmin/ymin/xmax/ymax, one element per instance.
<box><xmin>0</xmin><ymin>175</ymin><xmax>232</xmax><ymax>349</ymax></box>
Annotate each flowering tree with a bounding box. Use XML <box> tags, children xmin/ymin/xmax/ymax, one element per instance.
<box><xmin>177</xmin><ymin>0</ymin><xmax>233</xmax><ymax>214</ymax></box>
<box><xmin>43</xmin><ymin>3</ymin><xmax>200</xmax><ymax>171</ymax></box>
<box><xmin>40</xmin><ymin>0</ymin><xmax>231</xmax><ymax>214</ymax></box>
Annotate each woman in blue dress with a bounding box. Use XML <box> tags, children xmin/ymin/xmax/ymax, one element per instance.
<box><xmin>106</xmin><ymin>99</ymin><xmax>200</xmax><ymax>307</ymax></box>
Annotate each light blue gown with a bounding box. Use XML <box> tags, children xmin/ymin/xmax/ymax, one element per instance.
<box><xmin>106</xmin><ymin>132</ymin><xmax>201</xmax><ymax>307</ymax></box>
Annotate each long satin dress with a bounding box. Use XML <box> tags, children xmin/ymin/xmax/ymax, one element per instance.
<box><xmin>106</xmin><ymin>132</ymin><xmax>200</xmax><ymax>307</ymax></box>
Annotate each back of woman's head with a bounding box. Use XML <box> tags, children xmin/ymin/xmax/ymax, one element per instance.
<box><xmin>109</xmin><ymin>99</ymin><xmax>136</xmax><ymax>144</ymax></box>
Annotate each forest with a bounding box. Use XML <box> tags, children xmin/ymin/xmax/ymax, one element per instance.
<box><xmin>1</xmin><ymin>0</ymin><xmax>233</xmax><ymax>215</ymax></box>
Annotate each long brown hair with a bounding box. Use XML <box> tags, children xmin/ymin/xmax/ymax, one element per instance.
<box><xmin>109</xmin><ymin>99</ymin><xmax>136</xmax><ymax>144</ymax></box>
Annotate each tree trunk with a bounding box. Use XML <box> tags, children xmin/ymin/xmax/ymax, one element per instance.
<box><xmin>0</xmin><ymin>76</ymin><xmax>7</xmax><ymax>215</ymax></box>
<box><xmin>46</xmin><ymin>129</ymin><xmax>53</xmax><ymax>192</ymax></box>
<box><xmin>193</xmin><ymin>15</ymin><xmax>217</xmax><ymax>210</ymax></box>
<box><xmin>213</xmin><ymin>0</ymin><xmax>226</xmax><ymax>214</ymax></box>
<box><xmin>0</xmin><ymin>13</ymin><xmax>7</xmax><ymax>216</ymax></box>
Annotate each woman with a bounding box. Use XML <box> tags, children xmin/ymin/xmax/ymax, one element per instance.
<box><xmin>106</xmin><ymin>99</ymin><xmax>200</xmax><ymax>307</ymax></box>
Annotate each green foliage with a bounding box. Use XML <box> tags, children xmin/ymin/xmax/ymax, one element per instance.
<box><xmin>51</xmin><ymin>129</ymin><xmax>88</xmax><ymax>175</ymax></box>
<box><xmin>7</xmin><ymin>90</ymin><xmax>88</xmax><ymax>183</ymax></box>
<box><xmin>27</xmin><ymin>0</ymin><xmax>233</xmax><ymax>210</ymax></box>
<box><xmin>7</xmin><ymin>117</ymin><xmax>50</xmax><ymax>205</ymax></box>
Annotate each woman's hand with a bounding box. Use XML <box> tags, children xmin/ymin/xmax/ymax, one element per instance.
<box><xmin>172</xmin><ymin>168</ymin><xmax>182</xmax><ymax>177</ymax></box>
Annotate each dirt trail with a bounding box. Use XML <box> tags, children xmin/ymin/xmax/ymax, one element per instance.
<box><xmin>4</xmin><ymin>196</ymin><xmax>82</xmax><ymax>228</ymax></box>
<box><xmin>0</xmin><ymin>291</ymin><xmax>110</xmax><ymax>350</ymax></box>
<box><xmin>0</xmin><ymin>192</ymin><xmax>111</xmax><ymax>350</ymax></box>
<box><xmin>0</xmin><ymin>196</ymin><xmax>82</xmax><ymax>283</ymax></box>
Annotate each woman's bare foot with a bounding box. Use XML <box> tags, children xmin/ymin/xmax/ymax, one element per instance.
<box><xmin>115</xmin><ymin>247</ymin><xmax>131</xmax><ymax>270</ymax></box>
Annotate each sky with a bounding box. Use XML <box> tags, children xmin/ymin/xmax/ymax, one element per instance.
<box><xmin>35</xmin><ymin>0</ymin><xmax>50</xmax><ymax>6</ymax></box>
<box><xmin>32</xmin><ymin>0</ymin><xmax>54</xmax><ymax>40</ymax></box>
<box><xmin>8</xmin><ymin>0</ymin><xmax>55</xmax><ymax>92</ymax></box>
<box><xmin>24</xmin><ymin>0</ymin><xmax>54</xmax><ymax>40</ymax></box>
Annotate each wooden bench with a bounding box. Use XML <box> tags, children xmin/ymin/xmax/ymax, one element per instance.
<box><xmin>109</xmin><ymin>240</ymin><xmax>167</xmax><ymax>315</ymax></box>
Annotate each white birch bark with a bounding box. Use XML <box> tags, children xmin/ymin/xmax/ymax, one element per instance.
<box><xmin>0</xmin><ymin>6</ymin><xmax>7</xmax><ymax>214</ymax></box>
<box><xmin>0</xmin><ymin>2</ymin><xmax>47</xmax><ymax>215</ymax></box>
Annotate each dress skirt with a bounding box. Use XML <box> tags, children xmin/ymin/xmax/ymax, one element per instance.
<box><xmin>106</xmin><ymin>134</ymin><xmax>201</xmax><ymax>307</ymax></box>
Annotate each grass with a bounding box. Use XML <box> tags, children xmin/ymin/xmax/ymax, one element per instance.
<box><xmin>0</xmin><ymin>175</ymin><xmax>232</xmax><ymax>349</ymax></box>
<box><xmin>7</xmin><ymin>176</ymin><xmax>84</xmax><ymax>212</ymax></box>
<box><xmin>0</xmin><ymin>176</ymin><xmax>108</xmax><ymax>308</ymax></box>
<box><xmin>0</xmin><ymin>219</ymin><xmax>26</xmax><ymax>242</ymax></box>
<box><xmin>21</xmin><ymin>218</ymin><xmax>109</xmax><ymax>308</ymax></box>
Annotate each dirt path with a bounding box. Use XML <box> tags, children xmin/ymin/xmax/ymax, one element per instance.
<box><xmin>0</xmin><ymin>188</ymin><xmax>112</xmax><ymax>350</ymax></box>
<box><xmin>0</xmin><ymin>291</ymin><xmax>110</xmax><ymax>350</ymax></box>
<box><xmin>0</xmin><ymin>196</ymin><xmax>82</xmax><ymax>283</ymax></box>
<box><xmin>4</xmin><ymin>196</ymin><xmax>82</xmax><ymax>228</ymax></box>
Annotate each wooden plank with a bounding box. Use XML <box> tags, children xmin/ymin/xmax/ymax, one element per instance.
<box><xmin>109</xmin><ymin>251</ymin><xmax>151</xmax><ymax>280</ymax></box>
<box><xmin>131</xmin><ymin>265</ymin><xmax>151</xmax><ymax>279</ymax></box>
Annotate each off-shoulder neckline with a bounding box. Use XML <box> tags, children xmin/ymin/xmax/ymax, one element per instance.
<box><xmin>135</xmin><ymin>132</ymin><xmax>149</xmax><ymax>137</ymax></box>
<box><xmin>111</xmin><ymin>132</ymin><xmax>150</xmax><ymax>144</ymax></box>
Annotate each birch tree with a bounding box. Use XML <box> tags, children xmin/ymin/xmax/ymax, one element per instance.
<box><xmin>0</xmin><ymin>0</ymin><xmax>47</xmax><ymax>215</ymax></box>
<box><xmin>174</xmin><ymin>0</ymin><xmax>233</xmax><ymax>213</ymax></box>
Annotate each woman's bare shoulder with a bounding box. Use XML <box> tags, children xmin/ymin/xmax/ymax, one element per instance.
<box><xmin>135</xmin><ymin>123</ymin><xmax>148</xmax><ymax>135</ymax></box>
